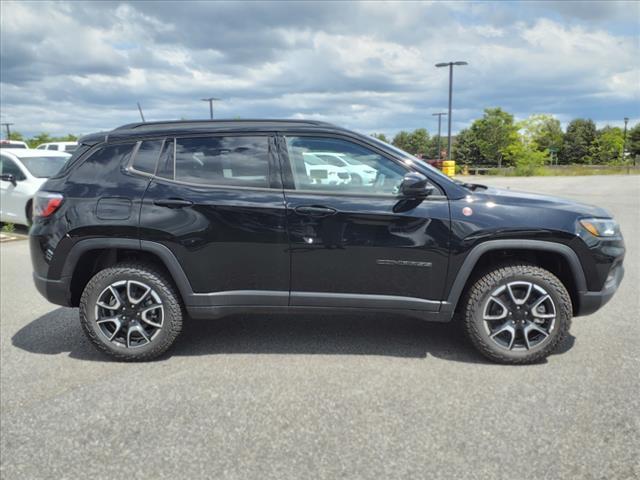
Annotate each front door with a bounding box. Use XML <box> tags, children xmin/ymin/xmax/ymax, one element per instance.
<box><xmin>279</xmin><ymin>135</ymin><xmax>450</xmax><ymax>311</ymax></box>
<box><xmin>139</xmin><ymin>134</ymin><xmax>290</xmax><ymax>309</ymax></box>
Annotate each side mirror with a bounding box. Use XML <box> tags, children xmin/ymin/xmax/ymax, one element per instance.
<box><xmin>399</xmin><ymin>172</ymin><xmax>433</xmax><ymax>198</ymax></box>
<box><xmin>0</xmin><ymin>173</ymin><xmax>17</xmax><ymax>186</ymax></box>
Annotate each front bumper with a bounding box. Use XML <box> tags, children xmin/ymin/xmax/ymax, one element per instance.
<box><xmin>576</xmin><ymin>263</ymin><xmax>624</xmax><ymax>317</ymax></box>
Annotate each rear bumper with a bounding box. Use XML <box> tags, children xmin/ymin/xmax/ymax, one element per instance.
<box><xmin>33</xmin><ymin>272</ymin><xmax>72</xmax><ymax>307</ymax></box>
<box><xmin>576</xmin><ymin>264</ymin><xmax>624</xmax><ymax>317</ymax></box>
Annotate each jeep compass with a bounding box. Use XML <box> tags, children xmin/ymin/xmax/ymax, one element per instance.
<box><xmin>29</xmin><ymin>120</ymin><xmax>625</xmax><ymax>363</ymax></box>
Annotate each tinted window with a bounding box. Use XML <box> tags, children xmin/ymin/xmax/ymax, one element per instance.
<box><xmin>175</xmin><ymin>136</ymin><xmax>270</xmax><ymax>187</ymax></box>
<box><xmin>47</xmin><ymin>145</ymin><xmax>58</xmax><ymax>150</ymax></box>
<box><xmin>0</xmin><ymin>156</ymin><xmax>26</xmax><ymax>180</ymax></box>
<box><xmin>0</xmin><ymin>143</ymin><xmax>26</xmax><ymax>149</ymax></box>
<box><xmin>156</xmin><ymin>139</ymin><xmax>174</xmax><ymax>179</ymax></box>
<box><xmin>70</xmin><ymin>143</ymin><xmax>136</xmax><ymax>183</ymax></box>
<box><xmin>285</xmin><ymin>137</ymin><xmax>407</xmax><ymax>195</ymax></box>
<box><xmin>64</xmin><ymin>144</ymin><xmax>77</xmax><ymax>153</ymax></box>
<box><xmin>132</xmin><ymin>140</ymin><xmax>163</xmax><ymax>174</ymax></box>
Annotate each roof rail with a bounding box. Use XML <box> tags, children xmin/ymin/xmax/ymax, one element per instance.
<box><xmin>113</xmin><ymin>119</ymin><xmax>336</xmax><ymax>130</ymax></box>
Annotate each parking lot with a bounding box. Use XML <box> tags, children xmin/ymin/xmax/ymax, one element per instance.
<box><xmin>1</xmin><ymin>175</ymin><xmax>638</xmax><ymax>479</ymax></box>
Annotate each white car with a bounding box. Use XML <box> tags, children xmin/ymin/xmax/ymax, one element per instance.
<box><xmin>302</xmin><ymin>152</ymin><xmax>351</xmax><ymax>185</ymax></box>
<box><xmin>0</xmin><ymin>149</ymin><xmax>70</xmax><ymax>226</ymax></box>
<box><xmin>308</xmin><ymin>151</ymin><xmax>378</xmax><ymax>185</ymax></box>
<box><xmin>0</xmin><ymin>140</ymin><xmax>29</xmax><ymax>149</ymax></box>
<box><xmin>35</xmin><ymin>141</ymin><xmax>78</xmax><ymax>154</ymax></box>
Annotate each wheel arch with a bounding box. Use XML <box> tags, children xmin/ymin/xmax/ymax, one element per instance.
<box><xmin>64</xmin><ymin>239</ymin><xmax>193</xmax><ymax>307</ymax></box>
<box><xmin>443</xmin><ymin>240</ymin><xmax>587</xmax><ymax>316</ymax></box>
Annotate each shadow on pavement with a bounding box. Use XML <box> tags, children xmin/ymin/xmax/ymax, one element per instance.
<box><xmin>11</xmin><ymin>307</ymin><xmax>575</xmax><ymax>364</ymax></box>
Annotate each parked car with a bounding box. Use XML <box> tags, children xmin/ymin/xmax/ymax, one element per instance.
<box><xmin>30</xmin><ymin>120</ymin><xmax>625</xmax><ymax>363</ymax></box>
<box><xmin>1</xmin><ymin>149</ymin><xmax>70</xmax><ymax>226</ymax></box>
<box><xmin>0</xmin><ymin>140</ymin><xmax>29</xmax><ymax>149</ymax></box>
<box><xmin>302</xmin><ymin>152</ymin><xmax>351</xmax><ymax>185</ymax></box>
<box><xmin>309</xmin><ymin>151</ymin><xmax>378</xmax><ymax>185</ymax></box>
<box><xmin>35</xmin><ymin>141</ymin><xmax>78</xmax><ymax>154</ymax></box>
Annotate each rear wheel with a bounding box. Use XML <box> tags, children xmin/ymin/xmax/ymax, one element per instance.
<box><xmin>79</xmin><ymin>263</ymin><xmax>183</xmax><ymax>361</ymax></box>
<box><xmin>463</xmin><ymin>264</ymin><xmax>572</xmax><ymax>364</ymax></box>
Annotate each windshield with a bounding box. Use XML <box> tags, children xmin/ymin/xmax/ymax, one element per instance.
<box><xmin>18</xmin><ymin>156</ymin><xmax>68</xmax><ymax>178</ymax></box>
<box><xmin>367</xmin><ymin>136</ymin><xmax>453</xmax><ymax>183</ymax></box>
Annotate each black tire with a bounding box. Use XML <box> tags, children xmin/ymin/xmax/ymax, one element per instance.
<box><xmin>462</xmin><ymin>264</ymin><xmax>572</xmax><ymax>364</ymax></box>
<box><xmin>79</xmin><ymin>262</ymin><xmax>183</xmax><ymax>361</ymax></box>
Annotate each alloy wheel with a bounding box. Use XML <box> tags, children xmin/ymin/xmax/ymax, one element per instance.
<box><xmin>94</xmin><ymin>280</ymin><xmax>164</xmax><ymax>348</ymax></box>
<box><xmin>482</xmin><ymin>281</ymin><xmax>556</xmax><ymax>351</ymax></box>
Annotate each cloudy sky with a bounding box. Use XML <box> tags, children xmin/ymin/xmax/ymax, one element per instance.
<box><xmin>1</xmin><ymin>0</ymin><xmax>638</xmax><ymax>138</ymax></box>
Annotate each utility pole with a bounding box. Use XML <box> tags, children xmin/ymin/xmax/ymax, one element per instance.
<box><xmin>1</xmin><ymin>122</ymin><xmax>13</xmax><ymax>139</ymax></box>
<box><xmin>137</xmin><ymin>102</ymin><xmax>146</xmax><ymax>122</ymax></box>
<box><xmin>432</xmin><ymin>112</ymin><xmax>447</xmax><ymax>160</ymax></box>
<box><xmin>622</xmin><ymin>117</ymin><xmax>629</xmax><ymax>162</ymax></box>
<box><xmin>435</xmin><ymin>61</ymin><xmax>468</xmax><ymax>160</ymax></box>
<box><xmin>201</xmin><ymin>97</ymin><xmax>221</xmax><ymax>119</ymax></box>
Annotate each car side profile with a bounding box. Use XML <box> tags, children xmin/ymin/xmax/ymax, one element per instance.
<box><xmin>1</xmin><ymin>148</ymin><xmax>70</xmax><ymax>226</ymax></box>
<box><xmin>30</xmin><ymin>120</ymin><xmax>625</xmax><ymax>363</ymax></box>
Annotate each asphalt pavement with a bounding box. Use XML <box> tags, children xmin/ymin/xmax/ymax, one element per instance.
<box><xmin>1</xmin><ymin>175</ymin><xmax>638</xmax><ymax>480</ymax></box>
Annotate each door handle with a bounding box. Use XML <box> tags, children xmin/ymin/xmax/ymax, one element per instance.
<box><xmin>153</xmin><ymin>198</ymin><xmax>194</xmax><ymax>209</ymax></box>
<box><xmin>294</xmin><ymin>205</ymin><xmax>337</xmax><ymax>217</ymax></box>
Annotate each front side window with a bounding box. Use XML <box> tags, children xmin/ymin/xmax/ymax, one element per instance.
<box><xmin>0</xmin><ymin>156</ymin><xmax>27</xmax><ymax>180</ymax></box>
<box><xmin>285</xmin><ymin>136</ymin><xmax>407</xmax><ymax>195</ymax></box>
<box><xmin>174</xmin><ymin>136</ymin><xmax>270</xmax><ymax>188</ymax></box>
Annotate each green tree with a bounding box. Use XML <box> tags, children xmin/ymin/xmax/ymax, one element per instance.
<box><xmin>520</xmin><ymin>114</ymin><xmax>563</xmax><ymax>152</ymax></box>
<box><xmin>503</xmin><ymin>139</ymin><xmax>550</xmax><ymax>175</ymax></box>
<box><xmin>407</xmin><ymin>128</ymin><xmax>430</xmax><ymax>157</ymax></box>
<box><xmin>561</xmin><ymin>118</ymin><xmax>596</xmax><ymax>164</ymax></box>
<box><xmin>470</xmin><ymin>107</ymin><xmax>519</xmax><ymax>167</ymax></box>
<box><xmin>371</xmin><ymin>133</ymin><xmax>389</xmax><ymax>143</ymax></box>
<box><xmin>452</xmin><ymin>128</ymin><xmax>482</xmax><ymax>165</ymax></box>
<box><xmin>392</xmin><ymin>131</ymin><xmax>411</xmax><ymax>152</ymax></box>
<box><xmin>627</xmin><ymin>123</ymin><xmax>640</xmax><ymax>159</ymax></box>
<box><xmin>589</xmin><ymin>126</ymin><xmax>625</xmax><ymax>165</ymax></box>
<box><xmin>8</xmin><ymin>131</ymin><xmax>25</xmax><ymax>141</ymax></box>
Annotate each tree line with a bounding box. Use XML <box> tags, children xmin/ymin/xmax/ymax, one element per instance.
<box><xmin>373</xmin><ymin>109</ymin><xmax>640</xmax><ymax>171</ymax></box>
<box><xmin>7</xmin><ymin>132</ymin><xmax>78</xmax><ymax>148</ymax></box>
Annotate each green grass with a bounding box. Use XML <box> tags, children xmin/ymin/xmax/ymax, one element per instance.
<box><xmin>467</xmin><ymin>165</ymin><xmax>640</xmax><ymax>177</ymax></box>
<box><xmin>1</xmin><ymin>223</ymin><xmax>16</xmax><ymax>233</ymax></box>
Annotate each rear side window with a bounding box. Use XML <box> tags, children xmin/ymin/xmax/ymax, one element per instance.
<box><xmin>174</xmin><ymin>136</ymin><xmax>270</xmax><ymax>188</ymax></box>
<box><xmin>70</xmin><ymin>143</ymin><xmax>136</xmax><ymax>183</ymax></box>
<box><xmin>47</xmin><ymin>145</ymin><xmax>58</xmax><ymax>150</ymax></box>
<box><xmin>132</xmin><ymin>140</ymin><xmax>163</xmax><ymax>174</ymax></box>
<box><xmin>157</xmin><ymin>139</ymin><xmax>174</xmax><ymax>179</ymax></box>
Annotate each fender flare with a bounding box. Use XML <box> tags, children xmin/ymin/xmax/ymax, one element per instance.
<box><xmin>440</xmin><ymin>239</ymin><xmax>587</xmax><ymax>313</ymax></box>
<box><xmin>60</xmin><ymin>238</ymin><xmax>195</xmax><ymax>302</ymax></box>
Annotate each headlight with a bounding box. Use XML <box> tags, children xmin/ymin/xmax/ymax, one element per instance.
<box><xmin>579</xmin><ymin>218</ymin><xmax>619</xmax><ymax>237</ymax></box>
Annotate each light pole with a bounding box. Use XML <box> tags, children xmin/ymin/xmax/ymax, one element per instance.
<box><xmin>432</xmin><ymin>112</ymin><xmax>447</xmax><ymax>160</ymax></box>
<box><xmin>201</xmin><ymin>97</ymin><xmax>221</xmax><ymax>119</ymax></box>
<box><xmin>435</xmin><ymin>61</ymin><xmax>468</xmax><ymax>160</ymax></box>
<box><xmin>1</xmin><ymin>122</ymin><xmax>13</xmax><ymax>140</ymax></box>
<box><xmin>622</xmin><ymin>117</ymin><xmax>629</xmax><ymax>162</ymax></box>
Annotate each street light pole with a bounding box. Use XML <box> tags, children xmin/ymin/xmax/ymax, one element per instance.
<box><xmin>622</xmin><ymin>117</ymin><xmax>629</xmax><ymax>162</ymax></box>
<box><xmin>201</xmin><ymin>97</ymin><xmax>221</xmax><ymax>119</ymax></box>
<box><xmin>1</xmin><ymin>122</ymin><xmax>13</xmax><ymax>140</ymax></box>
<box><xmin>432</xmin><ymin>112</ymin><xmax>447</xmax><ymax>160</ymax></box>
<box><xmin>435</xmin><ymin>61</ymin><xmax>468</xmax><ymax>160</ymax></box>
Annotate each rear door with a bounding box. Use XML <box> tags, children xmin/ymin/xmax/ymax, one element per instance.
<box><xmin>278</xmin><ymin>134</ymin><xmax>451</xmax><ymax>311</ymax></box>
<box><xmin>139</xmin><ymin>133</ymin><xmax>290</xmax><ymax>308</ymax></box>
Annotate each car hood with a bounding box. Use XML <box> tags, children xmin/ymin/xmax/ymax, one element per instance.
<box><xmin>475</xmin><ymin>186</ymin><xmax>612</xmax><ymax>218</ymax></box>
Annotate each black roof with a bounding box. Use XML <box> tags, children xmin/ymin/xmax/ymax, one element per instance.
<box><xmin>80</xmin><ymin>118</ymin><xmax>347</xmax><ymax>145</ymax></box>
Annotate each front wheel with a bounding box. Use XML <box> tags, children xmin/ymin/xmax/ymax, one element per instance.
<box><xmin>79</xmin><ymin>263</ymin><xmax>183</xmax><ymax>361</ymax></box>
<box><xmin>463</xmin><ymin>264</ymin><xmax>572</xmax><ymax>364</ymax></box>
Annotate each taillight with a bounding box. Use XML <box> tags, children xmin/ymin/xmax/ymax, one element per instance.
<box><xmin>33</xmin><ymin>192</ymin><xmax>64</xmax><ymax>218</ymax></box>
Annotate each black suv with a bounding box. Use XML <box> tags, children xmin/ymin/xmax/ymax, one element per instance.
<box><xmin>30</xmin><ymin>120</ymin><xmax>625</xmax><ymax>363</ymax></box>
